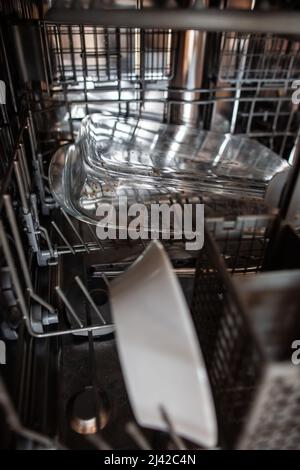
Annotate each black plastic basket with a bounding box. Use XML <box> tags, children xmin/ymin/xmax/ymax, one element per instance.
<box><xmin>192</xmin><ymin>224</ymin><xmax>300</xmax><ymax>449</ymax></box>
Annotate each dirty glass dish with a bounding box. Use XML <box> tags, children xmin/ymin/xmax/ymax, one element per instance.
<box><xmin>49</xmin><ymin>112</ymin><xmax>289</xmax><ymax>225</ymax></box>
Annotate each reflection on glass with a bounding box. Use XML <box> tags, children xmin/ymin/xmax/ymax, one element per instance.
<box><xmin>49</xmin><ymin>112</ymin><xmax>289</xmax><ymax>225</ymax></box>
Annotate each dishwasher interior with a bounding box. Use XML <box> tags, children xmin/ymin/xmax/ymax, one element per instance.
<box><xmin>1</xmin><ymin>0</ymin><xmax>300</xmax><ymax>450</ymax></box>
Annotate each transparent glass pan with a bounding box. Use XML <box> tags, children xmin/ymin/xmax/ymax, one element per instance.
<box><xmin>49</xmin><ymin>113</ymin><xmax>289</xmax><ymax>225</ymax></box>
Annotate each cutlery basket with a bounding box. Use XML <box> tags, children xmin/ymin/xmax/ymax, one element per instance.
<box><xmin>192</xmin><ymin>224</ymin><xmax>300</xmax><ymax>449</ymax></box>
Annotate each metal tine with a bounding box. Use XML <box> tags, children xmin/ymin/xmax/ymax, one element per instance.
<box><xmin>55</xmin><ymin>286</ymin><xmax>83</xmax><ymax>328</ymax></box>
<box><xmin>86</xmin><ymin>433</ymin><xmax>112</xmax><ymax>451</ymax></box>
<box><xmin>18</xmin><ymin>144</ymin><xmax>32</xmax><ymax>192</ymax></box>
<box><xmin>86</xmin><ymin>223</ymin><xmax>104</xmax><ymax>250</ymax></box>
<box><xmin>37</xmin><ymin>152</ymin><xmax>48</xmax><ymax>181</ymax></box>
<box><xmin>30</xmin><ymin>193</ymin><xmax>41</xmax><ymax>226</ymax></box>
<box><xmin>16</xmin><ymin>151</ymin><xmax>30</xmax><ymax>198</ymax></box>
<box><xmin>100</xmin><ymin>273</ymin><xmax>110</xmax><ymax>290</ymax></box>
<box><xmin>159</xmin><ymin>406</ymin><xmax>187</xmax><ymax>451</ymax></box>
<box><xmin>4</xmin><ymin>195</ymin><xmax>57</xmax><ymax>315</ymax></box>
<box><xmin>125</xmin><ymin>421</ymin><xmax>152</xmax><ymax>450</ymax></box>
<box><xmin>0</xmin><ymin>221</ymin><xmax>108</xmax><ymax>339</ymax></box>
<box><xmin>38</xmin><ymin>22</ymin><xmax>51</xmax><ymax>96</ymax></box>
<box><xmin>39</xmin><ymin>226</ymin><xmax>55</xmax><ymax>258</ymax></box>
<box><xmin>51</xmin><ymin>221</ymin><xmax>76</xmax><ymax>255</ymax></box>
<box><xmin>60</xmin><ymin>208</ymin><xmax>90</xmax><ymax>253</ymax></box>
<box><xmin>27</xmin><ymin>117</ymin><xmax>37</xmax><ymax>161</ymax></box>
<box><xmin>74</xmin><ymin>275</ymin><xmax>106</xmax><ymax>325</ymax></box>
<box><xmin>28</xmin><ymin>289</ymin><xmax>56</xmax><ymax>315</ymax></box>
<box><xmin>13</xmin><ymin>161</ymin><xmax>29</xmax><ymax>214</ymax></box>
<box><xmin>0</xmin><ymin>220</ymin><xmax>28</xmax><ymax>321</ymax></box>
<box><xmin>28</xmin><ymin>110</ymin><xmax>38</xmax><ymax>152</ymax></box>
<box><xmin>3</xmin><ymin>194</ymin><xmax>32</xmax><ymax>290</ymax></box>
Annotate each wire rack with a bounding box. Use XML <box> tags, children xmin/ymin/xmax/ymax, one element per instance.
<box><xmin>215</xmin><ymin>31</ymin><xmax>300</xmax><ymax>156</ymax></box>
<box><xmin>0</xmin><ymin>113</ymin><xmax>274</xmax><ymax>338</ymax></box>
<box><xmin>0</xmin><ymin>27</ymin><xmax>20</xmax><ymax>179</ymax></box>
<box><xmin>27</xmin><ymin>23</ymin><xmax>299</xmax><ymax>157</ymax></box>
<box><xmin>46</xmin><ymin>25</ymin><xmax>175</xmax><ymax>83</ymax></box>
<box><xmin>219</xmin><ymin>32</ymin><xmax>300</xmax><ymax>84</ymax></box>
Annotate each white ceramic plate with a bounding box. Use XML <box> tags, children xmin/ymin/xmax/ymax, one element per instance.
<box><xmin>110</xmin><ymin>241</ymin><xmax>217</xmax><ymax>447</ymax></box>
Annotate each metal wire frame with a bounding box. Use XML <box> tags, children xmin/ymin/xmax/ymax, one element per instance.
<box><xmin>30</xmin><ymin>82</ymin><xmax>300</xmax><ymax>160</ymax></box>
<box><xmin>221</xmin><ymin>83</ymin><xmax>300</xmax><ymax>158</ymax></box>
<box><xmin>0</xmin><ymin>25</ymin><xmax>22</xmax><ymax>184</ymax></box>
<box><xmin>219</xmin><ymin>32</ymin><xmax>300</xmax><ymax>85</ymax></box>
<box><xmin>45</xmin><ymin>24</ymin><xmax>175</xmax><ymax>84</ymax></box>
<box><xmin>30</xmin><ymin>20</ymin><xmax>300</xmax><ymax>158</ymax></box>
<box><xmin>0</xmin><ymin>111</ymin><xmax>274</xmax><ymax>338</ymax></box>
<box><xmin>215</xmin><ymin>31</ymin><xmax>300</xmax><ymax>157</ymax></box>
<box><xmin>43</xmin><ymin>27</ymin><xmax>300</xmax><ymax>89</ymax></box>
<box><xmin>0</xmin><ymin>203</ymin><xmax>113</xmax><ymax>338</ymax></box>
<box><xmin>0</xmin><ymin>118</ymin><xmax>187</xmax><ymax>338</ymax></box>
<box><xmin>0</xmin><ymin>181</ymin><xmax>196</xmax><ymax>339</ymax></box>
<box><xmin>0</xmin><ymin>156</ymin><xmax>275</xmax><ymax>339</ymax></box>
<box><xmin>205</xmin><ymin>214</ymin><xmax>274</xmax><ymax>275</ymax></box>
<box><xmin>0</xmin><ymin>215</ymin><xmax>275</xmax><ymax>339</ymax></box>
